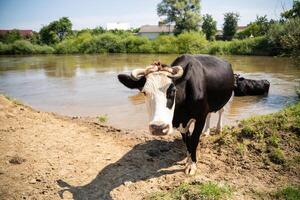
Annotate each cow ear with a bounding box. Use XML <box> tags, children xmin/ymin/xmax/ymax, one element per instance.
<box><xmin>117</xmin><ymin>74</ymin><xmax>146</xmax><ymax>91</ymax></box>
<box><xmin>181</xmin><ymin>63</ymin><xmax>194</xmax><ymax>81</ymax></box>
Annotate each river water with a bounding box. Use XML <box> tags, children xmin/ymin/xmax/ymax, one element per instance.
<box><xmin>0</xmin><ymin>54</ymin><xmax>299</xmax><ymax>130</ymax></box>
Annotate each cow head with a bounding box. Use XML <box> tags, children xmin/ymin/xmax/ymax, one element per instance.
<box><xmin>118</xmin><ymin>62</ymin><xmax>183</xmax><ymax>135</ymax></box>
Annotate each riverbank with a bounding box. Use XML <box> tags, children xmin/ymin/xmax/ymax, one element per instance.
<box><xmin>0</xmin><ymin>35</ymin><xmax>274</xmax><ymax>56</ymax></box>
<box><xmin>0</xmin><ymin>95</ymin><xmax>299</xmax><ymax>199</ymax></box>
<box><xmin>1</xmin><ymin>28</ymin><xmax>299</xmax><ymax>58</ymax></box>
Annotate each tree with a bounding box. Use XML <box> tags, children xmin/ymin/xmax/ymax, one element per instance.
<box><xmin>157</xmin><ymin>0</ymin><xmax>202</xmax><ymax>35</ymax></box>
<box><xmin>281</xmin><ymin>0</ymin><xmax>300</xmax><ymax>19</ymax></box>
<box><xmin>237</xmin><ymin>15</ymin><xmax>272</xmax><ymax>38</ymax></box>
<box><xmin>0</xmin><ymin>29</ymin><xmax>22</xmax><ymax>43</ymax></box>
<box><xmin>202</xmin><ymin>14</ymin><xmax>217</xmax><ymax>40</ymax></box>
<box><xmin>254</xmin><ymin>15</ymin><xmax>270</xmax><ymax>35</ymax></box>
<box><xmin>39</xmin><ymin>17</ymin><xmax>72</xmax><ymax>45</ymax></box>
<box><xmin>223</xmin><ymin>12</ymin><xmax>239</xmax><ymax>40</ymax></box>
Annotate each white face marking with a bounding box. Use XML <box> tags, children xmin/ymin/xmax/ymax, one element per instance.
<box><xmin>142</xmin><ymin>72</ymin><xmax>175</xmax><ymax>135</ymax></box>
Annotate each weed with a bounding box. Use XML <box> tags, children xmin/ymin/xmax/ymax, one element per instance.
<box><xmin>148</xmin><ymin>181</ymin><xmax>232</xmax><ymax>200</ymax></box>
<box><xmin>273</xmin><ymin>185</ymin><xmax>300</xmax><ymax>200</ymax></box>
<box><xmin>97</xmin><ymin>114</ymin><xmax>108</xmax><ymax>123</ymax></box>
<box><xmin>267</xmin><ymin>134</ymin><xmax>281</xmax><ymax>148</ymax></box>
<box><xmin>268</xmin><ymin>147</ymin><xmax>285</xmax><ymax>165</ymax></box>
<box><xmin>239</xmin><ymin>125</ymin><xmax>256</xmax><ymax>139</ymax></box>
<box><xmin>235</xmin><ymin>143</ymin><xmax>245</xmax><ymax>155</ymax></box>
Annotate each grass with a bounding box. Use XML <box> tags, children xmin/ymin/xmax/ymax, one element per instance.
<box><xmin>97</xmin><ymin>114</ymin><xmax>108</xmax><ymax>123</ymax></box>
<box><xmin>268</xmin><ymin>147</ymin><xmax>286</xmax><ymax>165</ymax></box>
<box><xmin>273</xmin><ymin>185</ymin><xmax>300</xmax><ymax>200</ymax></box>
<box><xmin>235</xmin><ymin>143</ymin><xmax>245</xmax><ymax>155</ymax></box>
<box><xmin>217</xmin><ymin>101</ymin><xmax>300</xmax><ymax>165</ymax></box>
<box><xmin>149</xmin><ymin>181</ymin><xmax>232</xmax><ymax>200</ymax></box>
<box><xmin>267</xmin><ymin>134</ymin><xmax>281</xmax><ymax>148</ymax></box>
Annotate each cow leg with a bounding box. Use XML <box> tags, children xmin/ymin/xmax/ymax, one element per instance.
<box><xmin>203</xmin><ymin>113</ymin><xmax>211</xmax><ymax>136</ymax></box>
<box><xmin>175</xmin><ymin>132</ymin><xmax>190</xmax><ymax>165</ymax></box>
<box><xmin>216</xmin><ymin>108</ymin><xmax>224</xmax><ymax>134</ymax></box>
<box><xmin>185</xmin><ymin>117</ymin><xmax>206</xmax><ymax>175</ymax></box>
<box><xmin>178</xmin><ymin>119</ymin><xmax>195</xmax><ymax>165</ymax></box>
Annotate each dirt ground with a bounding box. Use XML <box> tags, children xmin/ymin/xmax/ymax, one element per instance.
<box><xmin>0</xmin><ymin>95</ymin><xmax>299</xmax><ymax>200</ymax></box>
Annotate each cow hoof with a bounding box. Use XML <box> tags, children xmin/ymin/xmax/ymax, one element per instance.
<box><xmin>185</xmin><ymin>162</ymin><xmax>197</xmax><ymax>175</ymax></box>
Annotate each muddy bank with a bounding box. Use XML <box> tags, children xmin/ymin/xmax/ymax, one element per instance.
<box><xmin>0</xmin><ymin>95</ymin><xmax>299</xmax><ymax>200</ymax></box>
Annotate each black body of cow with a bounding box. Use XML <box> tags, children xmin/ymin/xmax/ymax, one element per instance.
<box><xmin>234</xmin><ymin>75</ymin><xmax>270</xmax><ymax>96</ymax></box>
<box><xmin>118</xmin><ymin>54</ymin><xmax>234</xmax><ymax>165</ymax></box>
<box><xmin>170</xmin><ymin>55</ymin><xmax>234</xmax><ymax>163</ymax></box>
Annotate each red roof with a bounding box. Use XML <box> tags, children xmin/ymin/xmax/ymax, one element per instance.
<box><xmin>0</xmin><ymin>29</ymin><xmax>33</xmax><ymax>37</ymax></box>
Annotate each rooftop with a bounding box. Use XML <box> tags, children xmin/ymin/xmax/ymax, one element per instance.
<box><xmin>139</xmin><ymin>25</ymin><xmax>174</xmax><ymax>33</ymax></box>
<box><xmin>0</xmin><ymin>29</ymin><xmax>33</xmax><ymax>37</ymax></box>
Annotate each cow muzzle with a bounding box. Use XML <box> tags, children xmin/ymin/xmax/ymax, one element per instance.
<box><xmin>149</xmin><ymin>122</ymin><xmax>170</xmax><ymax>135</ymax></box>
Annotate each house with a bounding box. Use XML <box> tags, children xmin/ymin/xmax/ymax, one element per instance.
<box><xmin>0</xmin><ymin>29</ymin><xmax>33</xmax><ymax>37</ymax></box>
<box><xmin>138</xmin><ymin>24</ymin><xmax>174</xmax><ymax>39</ymax></box>
<box><xmin>215</xmin><ymin>26</ymin><xmax>247</xmax><ymax>40</ymax></box>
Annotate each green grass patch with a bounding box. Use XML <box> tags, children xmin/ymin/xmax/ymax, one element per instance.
<box><xmin>268</xmin><ymin>147</ymin><xmax>286</xmax><ymax>165</ymax></box>
<box><xmin>273</xmin><ymin>185</ymin><xmax>300</xmax><ymax>200</ymax></box>
<box><xmin>235</xmin><ymin>143</ymin><xmax>245</xmax><ymax>155</ymax></box>
<box><xmin>149</xmin><ymin>181</ymin><xmax>232</xmax><ymax>200</ymax></box>
<box><xmin>267</xmin><ymin>134</ymin><xmax>281</xmax><ymax>148</ymax></box>
<box><xmin>218</xmin><ymin>101</ymin><xmax>300</xmax><ymax>165</ymax></box>
<box><xmin>97</xmin><ymin>114</ymin><xmax>108</xmax><ymax>123</ymax></box>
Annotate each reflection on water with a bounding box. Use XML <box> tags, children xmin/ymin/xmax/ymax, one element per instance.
<box><xmin>0</xmin><ymin>54</ymin><xmax>299</xmax><ymax>130</ymax></box>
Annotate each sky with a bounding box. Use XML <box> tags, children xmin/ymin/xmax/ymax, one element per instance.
<box><xmin>0</xmin><ymin>0</ymin><xmax>294</xmax><ymax>31</ymax></box>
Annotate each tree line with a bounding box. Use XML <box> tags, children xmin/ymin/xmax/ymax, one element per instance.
<box><xmin>0</xmin><ymin>0</ymin><xmax>299</xmax><ymax>57</ymax></box>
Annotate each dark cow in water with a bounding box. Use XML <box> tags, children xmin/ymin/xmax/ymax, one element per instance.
<box><xmin>234</xmin><ymin>74</ymin><xmax>270</xmax><ymax>96</ymax></box>
<box><xmin>118</xmin><ymin>54</ymin><xmax>234</xmax><ymax>175</ymax></box>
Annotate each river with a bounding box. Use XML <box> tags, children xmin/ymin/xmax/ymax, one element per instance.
<box><xmin>0</xmin><ymin>54</ymin><xmax>299</xmax><ymax>130</ymax></box>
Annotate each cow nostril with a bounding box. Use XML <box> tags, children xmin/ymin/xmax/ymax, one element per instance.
<box><xmin>149</xmin><ymin>123</ymin><xmax>170</xmax><ymax>135</ymax></box>
<box><xmin>162</xmin><ymin>124</ymin><xmax>170</xmax><ymax>133</ymax></box>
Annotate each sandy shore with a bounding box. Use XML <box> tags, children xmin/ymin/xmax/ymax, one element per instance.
<box><xmin>0</xmin><ymin>95</ymin><xmax>298</xmax><ymax>200</ymax></box>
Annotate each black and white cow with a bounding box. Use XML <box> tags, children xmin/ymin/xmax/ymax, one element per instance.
<box><xmin>118</xmin><ymin>54</ymin><xmax>234</xmax><ymax>175</ymax></box>
<box><xmin>234</xmin><ymin>74</ymin><xmax>270</xmax><ymax>96</ymax></box>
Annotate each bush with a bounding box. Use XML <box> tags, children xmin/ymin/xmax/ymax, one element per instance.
<box><xmin>152</xmin><ymin>35</ymin><xmax>178</xmax><ymax>53</ymax></box>
<box><xmin>279</xmin><ymin>18</ymin><xmax>300</xmax><ymax>57</ymax></box>
<box><xmin>55</xmin><ymin>38</ymin><xmax>78</xmax><ymax>54</ymax></box>
<box><xmin>0</xmin><ymin>42</ymin><xmax>12</xmax><ymax>54</ymax></box>
<box><xmin>208</xmin><ymin>41</ymin><xmax>230</xmax><ymax>55</ymax></box>
<box><xmin>34</xmin><ymin>44</ymin><xmax>55</xmax><ymax>54</ymax></box>
<box><xmin>208</xmin><ymin>36</ymin><xmax>276</xmax><ymax>56</ymax></box>
<box><xmin>0</xmin><ymin>40</ymin><xmax>54</xmax><ymax>54</ymax></box>
<box><xmin>125</xmin><ymin>35</ymin><xmax>153</xmax><ymax>53</ymax></box>
<box><xmin>176</xmin><ymin>32</ymin><xmax>209</xmax><ymax>54</ymax></box>
<box><xmin>81</xmin><ymin>32</ymin><xmax>126</xmax><ymax>53</ymax></box>
<box><xmin>267</xmin><ymin>18</ymin><xmax>300</xmax><ymax>57</ymax></box>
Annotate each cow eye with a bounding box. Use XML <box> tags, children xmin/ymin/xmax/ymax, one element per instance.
<box><xmin>141</xmin><ymin>91</ymin><xmax>147</xmax><ymax>96</ymax></box>
<box><xmin>166</xmin><ymin>83</ymin><xmax>176</xmax><ymax>109</ymax></box>
<box><xmin>166</xmin><ymin>83</ymin><xmax>176</xmax><ymax>98</ymax></box>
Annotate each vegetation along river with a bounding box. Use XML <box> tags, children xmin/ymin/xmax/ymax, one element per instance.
<box><xmin>0</xmin><ymin>54</ymin><xmax>299</xmax><ymax>130</ymax></box>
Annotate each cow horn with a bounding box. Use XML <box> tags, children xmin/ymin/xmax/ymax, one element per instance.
<box><xmin>131</xmin><ymin>68</ymin><xmax>146</xmax><ymax>80</ymax></box>
<box><xmin>168</xmin><ymin>66</ymin><xmax>184</xmax><ymax>79</ymax></box>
